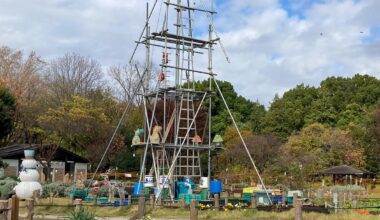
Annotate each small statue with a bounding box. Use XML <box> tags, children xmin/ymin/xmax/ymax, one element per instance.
<box><xmin>150</xmin><ymin>125</ymin><xmax>162</xmax><ymax>144</ymax></box>
<box><xmin>132</xmin><ymin>128</ymin><xmax>144</xmax><ymax>145</ymax></box>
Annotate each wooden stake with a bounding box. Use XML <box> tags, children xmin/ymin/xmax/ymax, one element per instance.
<box><xmin>74</xmin><ymin>199</ymin><xmax>82</xmax><ymax>212</ymax></box>
<box><xmin>181</xmin><ymin>194</ymin><xmax>186</xmax><ymax>207</ymax></box>
<box><xmin>25</xmin><ymin>198</ymin><xmax>34</xmax><ymax>220</ymax></box>
<box><xmin>251</xmin><ymin>192</ymin><xmax>257</xmax><ymax>208</ymax></box>
<box><xmin>10</xmin><ymin>195</ymin><xmax>18</xmax><ymax>220</ymax></box>
<box><xmin>214</xmin><ymin>194</ymin><xmax>219</xmax><ymax>210</ymax></box>
<box><xmin>190</xmin><ymin>199</ymin><xmax>198</xmax><ymax>220</ymax></box>
<box><xmin>0</xmin><ymin>200</ymin><xmax>8</xmax><ymax>220</ymax></box>
<box><xmin>294</xmin><ymin>198</ymin><xmax>302</xmax><ymax>220</ymax></box>
<box><xmin>137</xmin><ymin>196</ymin><xmax>145</xmax><ymax>219</ymax></box>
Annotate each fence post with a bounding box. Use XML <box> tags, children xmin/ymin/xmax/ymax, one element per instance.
<box><xmin>25</xmin><ymin>198</ymin><xmax>34</xmax><ymax>220</ymax></box>
<box><xmin>10</xmin><ymin>195</ymin><xmax>18</xmax><ymax>220</ymax></box>
<box><xmin>150</xmin><ymin>194</ymin><xmax>154</xmax><ymax>208</ymax></box>
<box><xmin>294</xmin><ymin>198</ymin><xmax>302</xmax><ymax>220</ymax></box>
<box><xmin>214</xmin><ymin>194</ymin><xmax>219</xmax><ymax>210</ymax></box>
<box><xmin>49</xmin><ymin>192</ymin><xmax>54</xmax><ymax>205</ymax></box>
<box><xmin>181</xmin><ymin>194</ymin><xmax>186</xmax><ymax>208</ymax></box>
<box><xmin>74</xmin><ymin>199</ymin><xmax>82</xmax><ymax>212</ymax></box>
<box><xmin>338</xmin><ymin>192</ymin><xmax>344</xmax><ymax>212</ymax></box>
<box><xmin>352</xmin><ymin>193</ymin><xmax>358</xmax><ymax>209</ymax></box>
<box><xmin>0</xmin><ymin>200</ymin><xmax>8</xmax><ymax>220</ymax></box>
<box><xmin>251</xmin><ymin>192</ymin><xmax>257</xmax><ymax>208</ymax></box>
<box><xmin>33</xmin><ymin>190</ymin><xmax>40</xmax><ymax>205</ymax></box>
<box><xmin>128</xmin><ymin>195</ymin><xmax>132</xmax><ymax>206</ymax></box>
<box><xmin>190</xmin><ymin>199</ymin><xmax>198</xmax><ymax>220</ymax></box>
<box><xmin>137</xmin><ymin>196</ymin><xmax>145</xmax><ymax>219</ymax></box>
<box><xmin>282</xmin><ymin>191</ymin><xmax>287</xmax><ymax>205</ymax></box>
<box><xmin>93</xmin><ymin>194</ymin><xmax>98</xmax><ymax>206</ymax></box>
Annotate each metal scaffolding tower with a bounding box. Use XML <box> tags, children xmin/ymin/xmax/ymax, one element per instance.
<box><xmin>132</xmin><ymin>0</ymin><xmax>216</xmax><ymax>200</ymax></box>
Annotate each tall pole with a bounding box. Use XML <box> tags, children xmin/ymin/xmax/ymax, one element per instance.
<box><xmin>207</xmin><ymin>0</ymin><xmax>214</xmax><ymax>196</ymax></box>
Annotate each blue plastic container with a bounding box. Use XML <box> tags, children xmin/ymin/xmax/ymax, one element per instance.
<box><xmin>133</xmin><ymin>182</ymin><xmax>144</xmax><ymax>195</ymax></box>
<box><xmin>209</xmin><ymin>180</ymin><xmax>222</xmax><ymax>194</ymax></box>
<box><xmin>124</xmin><ymin>200</ymin><xmax>129</xmax><ymax>206</ymax></box>
<box><xmin>114</xmin><ymin>201</ymin><xmax>120</xmax><ymax>207</ymax></box>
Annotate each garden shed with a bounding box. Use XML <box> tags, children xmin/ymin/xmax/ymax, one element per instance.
<box><xmin>318</xmin><ymin>165</ymin><xmax>374</xmax><ymax>185</ymax></box>
<box><xmin>0</xmin><ymin>144</ymin><xmax>88</xmax><ymax>183</ymax></box>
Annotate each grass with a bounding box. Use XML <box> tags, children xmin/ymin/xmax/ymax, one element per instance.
<box><xmin>19</xmin><ymin>198</ymin><xmax>134</xmax><ymax>218</ymax></box>
<box><xmin>150</xmin><ymin>208</ymin><xmax>380</xmax><ymax>220</ymax></box>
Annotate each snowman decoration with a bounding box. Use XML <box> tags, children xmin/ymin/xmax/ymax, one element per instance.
<box><xmin>14</xmin><ymin>150</ymin><xmax>43</xmax><ymax>199</ymax></box>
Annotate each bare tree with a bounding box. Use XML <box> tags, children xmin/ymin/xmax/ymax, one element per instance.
<box><xmin>109</xmin><ymin>63</ymin><xmax>155</xmax><ymax>104</ymax></box>
<box><xmin>46</xmin><ymin>53</ymin><xmax>103</xmax><ymax>103</ymax></box>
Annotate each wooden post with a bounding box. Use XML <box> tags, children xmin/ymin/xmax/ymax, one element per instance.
<box><xmin>93</xmin><ymin>194</ymin><xmax>98</xmax><ymax>206</ymax></box>
<box><xmin>128</xmin><ymin>195</ymin><xmax>132</xmax><ymax>206</ymax></box>
<box><xmin>190</xmin><ymin>199</ymin><xmax>198</xmax><ymax>220</ymax></box>
<box><xmin>150</xmin><ymin>194</ymin><xmax>154</xmax><ymax>208</ymax></box>
<box><xmin>224</xmin><ymin>197</ymin><xmax>228</xmax><ymax>207</ymax></box>
<box><xmin>353</xmin><ymin>193</ymin><xmax>358</xmax><ymax>209</ymax></box>
<box><xmin>338</xmin><ymin>192</ymin><xmax>344</xmax><ymax>212</ymax></box>
<box><xmin>181</xmin><ymin>194</ymin><xmax>186</xmax><ymax>208</ymax></box>
<box><xmin>137</xmin><ymin>196</ymin><xmax>145</xmax><ymax>219</ymax></box>
<box><xmin>292</xmin><ymin>192</ymin><xmax>298</xmax><ymax>206</ymax></box>
<box><xmin>49</xmin><ymin>192</ymin><xmax>54</xmax><ymax>205</ymax></box>
<box><xmin>282</xmin><ymin>191</ymin><xmax>287</xmax><ymax>205</ymax></box>
<box><xmin>214</xmin><ymin>194</ymin><xmax>219</xmax><ymax>210</ymax></box>
<box><xmin>294</xmin><ymin>198</ymin><xmax>302</xmax><ymax>220</ymax></box>
<box><xmin>251</xmin><ymin>192</ymin><xmax>257</xmax><ymax>208</ymax></box>
<box><xmin>74</xmin><ymin>199</ymin><xmax>82</xmax><ymax>212</ymax></box>
<box><xmin>0</xmin><ymin>200</ymin><xmax>8</xmax><ymax>220</ymax></box>
<box><xmin>10</xmin><ymin>195</ymin><xmax>18</xmax><ymax>220</ymax></box>
<box><xmin>157</xmin><ymin>196</ymin><xmax>162</xmax><ymax>206</ymax></box>
<box><xmin>33</xmin><ymin>190</ymin><xmax>40</xmax><ymax>205</ymax></box>
<box><xmin>25</xmin><ymin>198</ymin><xmax>34</xmax><ymax>220</ymax></box>
<box><xmin>6</xmin><ymin>198</ymin><xmax>12</xmax><ymax>220</ymax></box>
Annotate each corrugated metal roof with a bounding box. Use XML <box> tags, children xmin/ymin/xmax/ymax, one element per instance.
<box><xmin>318</xmin><ymin>165</ymin><xmax>373</xmax><ymax>175</ymax></box>
<box><xmin>0</xmin><ymin>144</ymin><xmax>88</xmax><ymax>163</ymax></box>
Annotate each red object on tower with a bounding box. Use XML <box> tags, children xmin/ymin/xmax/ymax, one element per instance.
<box><xmin>159</xmin><ymin>72</ymin><xmax>165</xmax><ymax>81</ymax></box>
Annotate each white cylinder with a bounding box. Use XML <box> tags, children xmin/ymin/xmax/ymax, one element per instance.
<box><xmin>159</xmin><ymin>175</ymin><xmax>170</xmax><ymax>188</ymax></box>
<box><xmin>21</xmin><ymin>159</ymin><xmax>37</xmax><ymax>169</ymax></box>
<box><xmin>144</xmin><ymin>175</ymin><xmax>154</xmax><ymax>187</ymax></box>
<box><xmin>200</xmin><ymin>177</ymin><xmax>209</xmax><ymax>188</ymax></box>
<box><xmin>19</xmin><ymin>169</ymin><xmax>40</xmax><ymax>182</ymax></box>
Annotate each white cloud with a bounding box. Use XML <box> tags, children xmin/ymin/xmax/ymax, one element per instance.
<box><xmin>0</xmin><ymin>0</ymin><xmax>379</xmax><ymax>106</ymax></box>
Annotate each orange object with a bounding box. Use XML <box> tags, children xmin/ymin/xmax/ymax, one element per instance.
<box><xmin>357</xmin><ymin>209</ymin><xmax>370</xmax><ymax>215</ymax></box>
<box><xmin>193</xmin><ymin>135</ymin><xmax>202</xmax><ymax>143</ymax></box>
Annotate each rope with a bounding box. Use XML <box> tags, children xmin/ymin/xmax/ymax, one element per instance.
<box><xmin>211</xmin><ymin>76</ymin><xmax>272</xmax><ymax>205</ymax></box>
<box><xmin>86</xmin><ymin>66</ymin><xmax>148</xmax><ymax>191</ymax></box>
<box><xmin>129</xmin><ymin>0</ymin><xmax>159</xmax><ymax>64</ymax></box>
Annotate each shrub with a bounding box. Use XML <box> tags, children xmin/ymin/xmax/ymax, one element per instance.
<box><xmin>43</xmin><ymin>183</ymin><xmax>70</xmax><ymax>197</ymax></box>
<box><xmin>68</xmin><ymin>208</ymin><xmax>95</xmax><ymax>220</ymax></box>
<box><xmin>0</xmin><ymin>177</ymin><xmax>17</xmax><ymax>199</ymax></box>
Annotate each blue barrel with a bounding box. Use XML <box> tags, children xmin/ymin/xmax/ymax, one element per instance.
<box><xmin>114</xmin><ymin>201</ymin><xmax>120</xmax><ymax>207</ymax></box>
<box><xmin>133</xmin><ymin>182</ymin><xmax>144</xmax><ymax>195</ymax></box>
<box><xmin>209</xmin><ymin>180</ymin><xmax>222</xmax><ymax>193</ymax></box>
<box><xmin>124</xmin><ymin>200</ymin><xmax>129</xmax><ymax>206</ymax></box>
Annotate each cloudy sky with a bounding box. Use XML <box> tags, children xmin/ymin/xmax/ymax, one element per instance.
<box><xmin>1</xmin><ymin>0</ymin><xmax>380</xmax><ymax>106</ymax></box>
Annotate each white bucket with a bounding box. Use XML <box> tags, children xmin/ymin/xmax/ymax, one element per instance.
<box><xmin>200</xmin><ymin>177</ymin><xmax>209</xmax><ymax>188</ymax></box>
<box><xmin>159</xmin><ymin>175</ymin><xmax>170</xmax><ymax>188</ymax></box>
<box><xmin>144</xmin><ymin>175</ymin><xmax>154</xmax><ymax>187</ymax></box>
